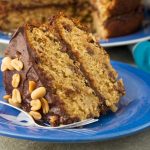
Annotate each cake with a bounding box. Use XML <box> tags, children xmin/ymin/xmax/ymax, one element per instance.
<box><xmin>1</xmin><ymin>15</ymin><xmax>125</xmax><ymax>126</ymax></box>
<box><xmin>91</xmin><ymin>0</ymin><xmax>144</xmax><ymax>38</ymax></box>
<box><xmin>0</xmin><ymin>6</ymin><xmax>73</xmax><ymax>32</ymax></box>
<box><xmin>91</xmin><ymin>0</ymin><xmax>142</xmax><ymax>20</ymax></box>
<box><xmin>0</xmin><ymin>0</ymin><xmax>144</xmax><ymax>39</ymax></box>
<box><xmin>0</xmin><ymin>0</ymin><xmax>93</xmax><ymax>33</ymax></box>
<box><xmin>0</xmin><ymin>0</ymin><xmax>72</xmax><ymax>9</ymax></box>
<box><xmin>93</xmin><ymin>6</ymin><xmax>144</xmax><ymax>38</ymax></box>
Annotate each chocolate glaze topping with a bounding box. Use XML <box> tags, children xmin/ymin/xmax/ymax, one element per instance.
<box><xmin>3</xmin><ymin>27</ymin><xmax>79</xmax><ymax>126</ymax></box>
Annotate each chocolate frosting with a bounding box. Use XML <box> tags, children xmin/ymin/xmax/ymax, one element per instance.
<box><xmin>3</xmin><ymin>26</ymin><xmax>77</xmax><ymax>126</ymax></box>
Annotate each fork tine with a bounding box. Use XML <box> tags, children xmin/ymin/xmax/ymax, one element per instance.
<box><xmin>69</xmin><ymin>119</ymin><xmax>98</xmax><ymax>128</ymax></box>
<box><xmin>66</xmin><ymin>129</ymin><xmax>97</xmax><ymax>135</ymax></box>
<box><xmin>57</xmin><ymin>119</ymin><xmax>98</xmax><ymax>129</ymax></box>
<box><xmin>34</xmin><ymin>118</ymin><xmax>98</xmax><ymax>129</ymax></box>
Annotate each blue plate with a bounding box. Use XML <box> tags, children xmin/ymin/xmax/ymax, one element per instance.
<box><xmin>0</xmin><ymin>60</ymin><xmax>150</xmax><ymax>142</ymax></box>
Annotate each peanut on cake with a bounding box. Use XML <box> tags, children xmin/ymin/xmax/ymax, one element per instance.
<box><xmin>1</xmin><ymin>15</ymin><xmax>125</xmax><ymax>127</ymax></box>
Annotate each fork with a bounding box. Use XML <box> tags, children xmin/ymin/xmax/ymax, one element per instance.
<box><xmin>0</xmin><ymin>101</ymin><xmax>98</xmax><ymax>129</ymax></box>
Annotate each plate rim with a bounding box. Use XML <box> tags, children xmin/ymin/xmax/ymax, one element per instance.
<box><xmin>0</xmin><ymin>119</ymin><xmax>150</xmax><ymax>143</ymax></box>
<box><xmin>100</xmin><ymin>36</ymin><xmax>150</xmax><ymax>48</ymax></box>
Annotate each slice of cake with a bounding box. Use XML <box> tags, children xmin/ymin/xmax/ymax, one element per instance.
<box><xmin>1</xmin><ymin>15</ymin><xmax>125</xmax><ymax>126</ymax></box>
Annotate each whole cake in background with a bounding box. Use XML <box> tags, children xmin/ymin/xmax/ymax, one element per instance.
<box><xmin>0</xmin><ymin>0</ymin><xmax>144</xmax><ymax>39</ymax></box>
<box><xmin>1</xmin><ymin>15</ymin><xmax>125</xmax><ymax>126</ymax></box>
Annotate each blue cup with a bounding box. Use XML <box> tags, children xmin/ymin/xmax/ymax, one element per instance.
<box><xmin>132</xmin><ymin>41</ymin><xmax>150</xmax><ymax>73</ymax></box>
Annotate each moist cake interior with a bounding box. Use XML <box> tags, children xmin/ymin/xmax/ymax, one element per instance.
<box><xmin>26</xmin><ymin>24</ymin><xmax>100</xmax><ymax>120</ymax></box>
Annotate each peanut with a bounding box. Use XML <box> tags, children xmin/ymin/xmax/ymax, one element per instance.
<box><xmin>12</xmin><ymin>74</ymin><xmax>21</xmax><ymax>88</ymax></box>
<box><xmin>29</xmin><ymin>81</ymin><xmax>36</xmax><ymax>93</ymax></box>
<box><xmin>41</xmin><ymin>98</ymin><xmax>49</xmax><ymax>114</ymax></box>
<box><xmin>12</xmin><ymin>89</ymin><xmax>22</xmax><ymax>103</ymax></box>
<box><xmin>29</xmin><ymin>111</ymin><xmax>42</xmax><ymax>120</ymax></box>
<box><xmin>8</xmin><ymin>98</ymin><xmax>21</xmax><ymax>108</ymax></box>
<box><xmin>1</xmin><ymin>57</ymin><xmax>14</xmax><ymax>71</ymax></box>
<box><xmin>31</xmin><ymin>87</ymin><xmax>46</xmax><ymax>99</ymax></box>
<box><xmin>1</xmin><ymin>62</ymin><xmax>7</xmax><ymax>72</ymax></box>
<box><xmin>11</xmin><ymin>58</ymin><xmax>23</xmax><ymax>71</ymax></box>
<box><xmin>3</xmin><ymin>95</ymin><xmax>11</xmax><ymax>100</ymax></box>
<box><xmin>30</xmin><ymin>99</ymin><xmax>41</xmax><ymax>111</ymax></box>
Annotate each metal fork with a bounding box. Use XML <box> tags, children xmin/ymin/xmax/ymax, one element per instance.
<box><xmin>0</xmin><ymin>101</ymin><xmax>98</xmax><ymax>129</ymax></box>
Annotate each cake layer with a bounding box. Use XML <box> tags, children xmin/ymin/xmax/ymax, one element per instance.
<box><xmin>0</xmin><ymin>0</ymin><xmax>90</xmax><ymax>11</ymax></box>
<box><xmin>0</xmin><ymin>2</ymin><xmax>93</xmax><ymax>32</ymax></box>
<box><xmin>50</xmin><ymin>15</ymin><xmax>125</xmax><ymax>110</ymax></box>
<box><xmin>0</xmin><ymin>0</ymin><xmax>72</xmax><ymax>9</ymax></box>
<box><xmin>93</xmin><ymin>6</ymin><xmax>144</xmax><ymax>39</ymax></box>
<box><xmin>74</xmin><ymin>1</ymin><xmax>93</xmax><ymax>29</ymax></box>
<box><xmin>26</xmin><ymin>24</ymin><xmax>101</xmax><ymax>121</ymax></box>
<box><xmin>0</xmin><ymin>6</ymin><xmax>74</xmax><ymax>32</ymax></box>
<box><xmin>91</xmin><ymin>0</ymin><xmax>142</xmax><ymax>20</ymax></box>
